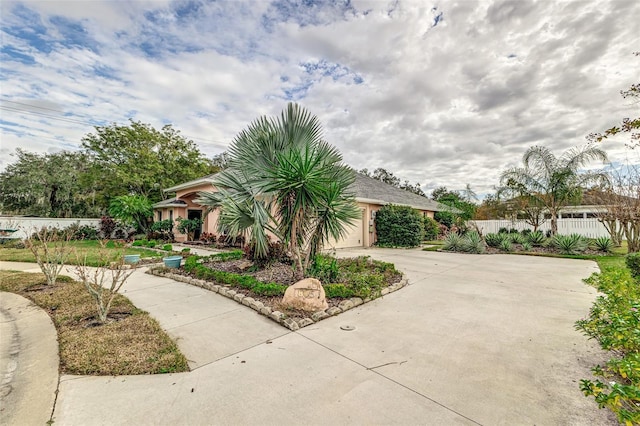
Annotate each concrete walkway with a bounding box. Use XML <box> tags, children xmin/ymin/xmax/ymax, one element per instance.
<box><xmin>0</xmin><ymin>292</ymin><xmax>59</xmax><ymax>425</ymax></box>
<box><xmin>0</xmin><ymin>250</ymin><xmax>615</xmax><ymax>425</ymax></box>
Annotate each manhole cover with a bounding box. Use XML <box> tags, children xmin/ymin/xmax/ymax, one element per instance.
<box><xmin>340</xmin><ymin>325</ymin><xmax>356</xmax><ymax>331</ymax></box>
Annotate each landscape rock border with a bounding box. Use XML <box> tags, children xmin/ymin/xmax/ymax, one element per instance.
<box><xmin>146</xmin><ymin>267</ymin><xmax>408</xmax><ymax>331</ymax></box>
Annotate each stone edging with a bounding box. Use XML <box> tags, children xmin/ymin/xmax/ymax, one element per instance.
<box><xmin>146</xmin><ymin>268</ymin><xmax>408</xmax><ymax>331</ymax></box>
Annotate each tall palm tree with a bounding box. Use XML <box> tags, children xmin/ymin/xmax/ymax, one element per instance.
<box><xmin>196</xmin><ymin>103</ymin><xmax>360</xmax><ymax>277</ymax></box>
<box><xmin>500</xmin><ymin>144</ymin><xmax>609</xmax><ymax>235</ymax></box>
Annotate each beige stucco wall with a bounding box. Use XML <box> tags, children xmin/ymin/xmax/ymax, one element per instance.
<box><xmin>155</xmin><ymin>182</ymin><xmax>436</xmax><ymax>246</ymax></box>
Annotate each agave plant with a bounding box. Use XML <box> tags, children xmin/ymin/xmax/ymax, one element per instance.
<box><xmin>551</xmin><ymin>234</ymin><xmax>589</xmax><ymax>255</ymax></box>
<box><xmin>591</xmin><ymin>236</ymin><xmax>613</xmax><ymax>253</ymax></box>
<box><xmin>462</xmin><ymin>231</ymin><xmax>485</xmax><ymax>254</ymax></box>
<box><xmin>509</xmin><ymin>233</ymin><xmax>526</xmax><ymax>244</ymax></box>
<box><xmin>498</xmin><ymin>238</ymin><xmax>512</xmax><ymax>252</ymax></box>
<box><xmin>527</xmin><ymin>230</ymin><xmax>546</xmax><ymax>246</ymax></box>
<box><xmin>484</xmin><ymin>233</ymin><xmax>505</xmax><ymax>248</ymax></box>
<box><xmin>521</xmin><ymin>241</ymin><xmax>533</xmax><ymax>252</ymax></box>
<box><xmin>442</xmin><ymin>233</ymin><xmax>464</xmax><ymax>251</ymax></box>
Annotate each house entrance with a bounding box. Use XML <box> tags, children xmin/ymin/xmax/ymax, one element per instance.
<box><xmin>187</xmin><ymin>209</ymin><xmax>202</xmax><ymax>240</ymax></box>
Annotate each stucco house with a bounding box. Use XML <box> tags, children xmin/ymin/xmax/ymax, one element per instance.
<box><xmin>153</xmin><ymin>172</ymin><xmax>451</xmax><ymax>248</ymax></box>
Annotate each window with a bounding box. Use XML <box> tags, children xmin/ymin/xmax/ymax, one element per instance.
<box><xmin>169</xmin><ymin>210</ymin><xmax>173</xmax><ymax>221</ymax></box>
<box><xmin>157</xmin><ymin>211</ymin><xmax>162</xmax><ymax>221</ymax></box>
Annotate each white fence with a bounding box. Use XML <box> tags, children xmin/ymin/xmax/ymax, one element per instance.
<box><xmin>0</xmin><ymin>217</ymin><xmax>101</xmax><ymax>240</ymax></box>
<box><xmin>470</xmin><ymin>218</ymin><xmax>615</xmax><ymax>239</ymax></box>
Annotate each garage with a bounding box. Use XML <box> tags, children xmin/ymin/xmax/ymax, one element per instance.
<box><xmin>328</xmin><ymin>208</ymin><xmax>365</xmax><ymax>249</ymax></box>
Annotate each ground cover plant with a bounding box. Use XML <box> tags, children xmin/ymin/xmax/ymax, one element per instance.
<box><xmin>165</xmin><ymin>251</ymin><xmax>402</xmax><ymax>322</ymax></box>
<box><xmin>0</xmin><ymin>270</ymin><xmax>188</xmax><ymax>375</ymax></box>
<box><xmin>0</xmin><ymin>239</ymin><xmax>161</xmax><ymax>266</ymax></box>
<box><xmin>576</xmin><ymin>256</ymin><xmax>640</xmax><ymax>425</ymax></box>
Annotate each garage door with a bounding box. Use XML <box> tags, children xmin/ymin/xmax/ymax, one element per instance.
<box><xmin>328</xmin><ymin>208</ymin><xmax>365</xmax><ymax>249</ymax></box>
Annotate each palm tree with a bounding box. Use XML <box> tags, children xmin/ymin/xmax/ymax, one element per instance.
<box><xmin>500</xmin><ymin>144</ymin><xmax>609</xmax><ymax>236</ymax></box>
<box><xmin>196</xmin><ymin>103</ymin><xmax>360</xmax><ymax>277</ymax></box>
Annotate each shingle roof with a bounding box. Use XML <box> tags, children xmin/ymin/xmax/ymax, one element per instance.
<box><xmin>161</xmin><ymin>171</ymin><xmax>453</xmax><ymax>213</ymax></box>
<box><xmin>350</xmin><ymin>173</ymin><xmax>452</xmax><ymax>212</ymax></box>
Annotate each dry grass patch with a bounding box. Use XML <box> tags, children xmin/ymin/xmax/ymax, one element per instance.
<box><xmin>0</xmin><ymin>270</ymin><xmax>189</xmax><ymax>376</ymax></box>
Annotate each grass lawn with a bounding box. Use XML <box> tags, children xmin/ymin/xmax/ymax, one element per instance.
<box><xmin>0</xmin><ymin>239</ymin><xmax>162</xmax><ymax>266</ymax></box>
<box><xmin>0</xmin><ymin>270</ymin><xmax>189</xmax><ymax>375</ymax></box>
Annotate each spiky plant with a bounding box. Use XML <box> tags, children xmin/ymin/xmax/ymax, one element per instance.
<box><xmin>521</xmin><ymin>242</ymin><xmax>533</xmax><ymax>252</ymax></box>
<box><xmin>442</xmin><ymin>233</ymin><xmax>464</xmax><ymax>252</ymax></box>
<box><xmin>551</xmin><ymin>234</ymin><xmax>589</xmax><ymax>255</ymax></box>
<box><xmin>527</xmin><ymin>230</ymin><xmax>546</xmax><ymax>246</ymax></box>
<box><xmin>498</xmin><ymin>238</ymin><xmax>512</xmax><ymax>252</ymax></box>
<box><xmin>462</xmin><ymin>231</ymin><xmax>485</xmax><ymax>254</ymax></box>
<box><xmin>485</xmin><ymin>233</ymin><xmax>505</xmax><ymax>248</ymax></box>
<box><xmin>509</xmin><ymin>233</ymin><xmax>526</xmax><ymax>244</ymax></box>
<box><xmin>591</xmin><ymin>236</ymin><xmax>613</xmax><ymax>253</ymax></box>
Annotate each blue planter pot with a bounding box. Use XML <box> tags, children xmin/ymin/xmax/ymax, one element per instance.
<box><xmin>163</xmin><ymin>255</ymin><xmax>183</xmax><ymax>269</ymax></box>
<box><xmin>123</xmin><ymin>254</ymin><xmax>141</xmax><ymax>264</ymax></box>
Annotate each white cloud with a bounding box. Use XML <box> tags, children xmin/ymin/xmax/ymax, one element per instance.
<box><xmin>1</xmin><ymin>0</ymin><xmax>638</xmax><ymax>196</ymax></box>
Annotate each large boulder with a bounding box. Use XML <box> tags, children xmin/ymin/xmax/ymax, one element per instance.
<box><xmin>281</xmin><ymin>278</ymin><xmax>328</xmax><ymax>312</ymax></box>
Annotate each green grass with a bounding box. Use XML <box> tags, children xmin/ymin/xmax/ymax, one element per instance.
<box><xmin>0</xmin><ymin>240</ymin><xmax>161</xmax><ymax>266</ymax></box>
<box><xmin>423</xmin><ymin>240</ymin><xmax>444</xmax><ymax>245</ymax></box>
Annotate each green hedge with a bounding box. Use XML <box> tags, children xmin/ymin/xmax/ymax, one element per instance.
<box><xmin>423</xmin><ymin>216</ymin><xmax>439</xmax><ymax>240</ymax></box>
<box><xmin>375</xmin><ymin>205</ymin><xmax>424</xmax><ymax>247</ymax></box>
<box><xmin>183</xmin><ymin>255</ymin><xmax>285</xmax><ymax>296</ymax></box>
<box><xmin>626</xmin><ymin>253</ymin><xmax>640</xmax><ymax>278</ymax></box>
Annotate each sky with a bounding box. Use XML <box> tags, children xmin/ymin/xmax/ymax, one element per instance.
<box><xmin>1</xmin><ymin>0</ymin><xmax>639</xmax><ymax>198</ymax></box>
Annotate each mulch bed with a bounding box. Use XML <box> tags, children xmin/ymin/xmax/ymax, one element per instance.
<box><xmin>173</xmin><ymin>259</ymin><xmax>402</xmax><ymax>323</ymax></box>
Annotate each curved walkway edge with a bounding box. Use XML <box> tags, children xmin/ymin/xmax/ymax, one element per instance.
<box><xmin>0</xmin><ymin>291</ymin><xmax>59</xmax><ymax>425</ymax></box>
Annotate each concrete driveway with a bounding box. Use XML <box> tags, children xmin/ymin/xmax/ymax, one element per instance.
<box><xmin>47</xmin><ymin>249</ymin><xmax>614</xmax><ymax>425</ymax></box>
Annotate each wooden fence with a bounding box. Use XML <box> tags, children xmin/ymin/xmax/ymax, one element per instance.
<box><xmin>470</xmin><ymin>218</ymin><xmax>615</xmax><ymax>239</ymax></box>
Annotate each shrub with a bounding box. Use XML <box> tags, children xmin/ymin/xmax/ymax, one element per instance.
<box><xmin>342</xmin><ymin>272</ymin><xmax>384</xmax><ymax>299</ymax></box>
<box><xmin>521</xmin><ymin>242</ymin><xmax>532</xmax><ymax>252</ymax></box>
<box><xmin>551</xmin><ymin>234</ymin><xmax>588</xmax><ymax>255</ymax></box>
<box><xmin>576</xmin><ymin>268</ymin><xmax>640</xmax><ymax>424</ymax></box>
<box><xmin>462</xmin><ymin>231</ymin><xmax>485</xmax><ymax>254</ymax></box>
<box><xmin>132</xmin><ymin>241</ymin><xmax>144</xmax><ymax>247</ymax></box>
<box><xmin>162</xmin><ymin>244</ymin><xmax>173</xmax><ymax>251</ymax></box>
<box><xmin>150</xmin><ymin>219</ymin><xmax>174</xmax><ymax>241</ymax></box>
<box><xmin>181</xmin><ymin>248</ymin><xmax>190</xmax><ymax>253</ymax></box>
<box><xmin>146</xmin><ymin>240</ymin><xmax>157</xmax><ymax>248</ymax></box>
<box><xmin>521</xmin><ymin>229</ymin><xmax>532</xmax><ymax>236</ymax></box>
<box><xmin>308</xmin><ymin>254</ymin><xmax>340</xmax><ymax>283</ymax></box>
<box><xmin>99</xmin><ymin>216</ymin><xmax>117</xmax><ymax>239</ymax></box>
<box><xmin>484</xmin><ymin>233</ymin><xmax>505</xmax><ymax>248</ymax></box>
<box><xmin>527</xmin><ymin>231</ymin><xmax>546</xmax><ymax>246</ymax></box>
<box><xmin>442</xmin><ymin>233</ymin><xmax>464</xmax><ymax>251</ymax></box>
<box><xmin>509</xmin><ymin>233</ymin><xmax>526</xmax><ymax>244</ymax></box>
<box><xmin>176</xmin><ymin>217</ymin><xmax>202</xmax><ymax>241</ymax></box>
<box><xmin>24</xmin><ymin>227</ymin><xmax>73</xmax><ymax>285</ymax></box>
<box><xmin>423</xmin><ymin>217</ymin><xmax>439</xmax><ymax>241</ymax></box>
<box><xmin>509</xmin><ymin>228</ymin><xmax>519</xmax><ymax>234</ymax></box>
<box><xmin>324</xmin><ymin>283</ymin><xmax>354</xmax><ymax>298</ymax></box>
<box><xmin>64</xmin><ymin>222</ymin><xmax>99</xmax><ymax>240</ymax></box>
<box><xmin>434</xmin><ymin>211</ymin><xmax>455</xmax><ymax>229</ymax></box>
<box><xmin>626</xmin><ymin>253</ymin><xmax>640</xmax><ymax>279</ymax></box>
<box><xmin>498</xmin><ymin>227</ymin><xmax>509</xmax><ymax>234</ymax></box>
<box><xmin>592</xmin><ymin>237</ymin><xmax>613</xmax><ymax>253</ymax></box>
<box><xmin>375</xmin><ymin>205</ymin><xmax>424</xmax><ymax>247</ymax></box>
<box><xmin>498</xmin><ymin>239</ymin><xmax>512</xmax><ymax>252</ymax></box>
<box><xmin>243</xmin><ymin>240</ymin><xmax>288</xmax><ymax>266</ymax></box>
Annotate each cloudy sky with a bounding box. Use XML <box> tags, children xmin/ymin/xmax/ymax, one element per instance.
<box><xmin>1</xmin><ymin>0</ymin><xmax>638</xmax><ymax>197</ymax></box>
